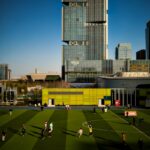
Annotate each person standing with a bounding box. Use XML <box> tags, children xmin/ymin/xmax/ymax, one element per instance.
<box><xmin>137</xmin><ymin>137</ymin><xmax>143</xmax><ymax>150</ymax></box>
<box><xmin>88</xmin><ymin>124</ymin><xmax>93</xmax><ymax>136</ymax></box>
<box><xmin>49</xmin><ymin>122</ymin><xmax>53</xmax><ymax>132</ymax></box>
<box><xmin>44</xmin><ymin>121</ymin><xmax>48</xmax><ymax>130</ymax></box>
<box><xmin>1</xmin><ymin>130</ymin><xmax>6</xmax><ymax>141</ymax></box>
<box><xmin>121</xmin><ymin>132</ymin><xmax>126</xmax><ymax>146</ymax></box>
<box><xmin>21</xmin><ymin>124</ymin><xmax>26</xmax><ymax>136</ymax></box>
<box><xmin>9</xmin><ymin>108</ymin><xmax>12</xmax><ymax>116</ymax></box>
<box><xmin>133</xmin><ymin>117</ymin><xmax>136</xmax><ymax>126</ymax></box>
<box><xmin>41</xmin><ymin>128</ymin><xmax>45</xmax><ymax>140</ymax></box>
<box><xmin>77</xmin><ymin>128</ymin><xmax>83</xmax><ymax>138</ymax></box>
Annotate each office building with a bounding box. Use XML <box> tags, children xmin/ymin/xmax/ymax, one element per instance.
<box><xmin>136</xmin><ymin>49</ymin><xmax>146</xmax><ymax>60</ymax></box>
<box><xmin>0</xmin><ymin>64</ymin><xmax>11</xmax><ymax>80</ymax></box>
<box><xmin>115</xmin><ymin>43</ymin><xmax>132</xmax><ymax>60</ymax></box>
<box><xmin>62</xmin><ymin>0</ymin><xmax>108</xmax><ymax>81</ymax></box>
<box><xmin>97</xmin><ymin>72</ymin><xmax>150</xmax><ymax>107</ymax></box>
<box><xmin>146</xmin><ymin>20</ymin><xmax>150</xmax><ymax>59</ymax></box>
<box><xmin>130</xmin><ymin>60</ymin><xmax>150</xmax><ymax>72</ymax></box>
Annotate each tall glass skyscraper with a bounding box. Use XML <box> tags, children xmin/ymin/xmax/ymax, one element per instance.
<box><xmin>146</xmin><ymin>20</ymin><xmax>150</xmax><ymax>59</ymax></box>
<box><xmin>62</xmin><ymin>0</ymin><xmax>108</xmax><ymax>81</ymax></box>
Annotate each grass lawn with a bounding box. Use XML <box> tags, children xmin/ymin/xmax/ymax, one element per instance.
<box><xmin>0</xmin><ymin>108</ymin><xmax>150</xmax><ymax>150</ymax></box>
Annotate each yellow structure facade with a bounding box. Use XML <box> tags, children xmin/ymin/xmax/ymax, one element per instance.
<box><xmin>42</xmin><ymin>88</ymin><xmax>111</xmax><ymax>106</ymax></box>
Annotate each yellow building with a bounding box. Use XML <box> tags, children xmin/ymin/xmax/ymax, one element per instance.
<box><xmin>42</xmin><ymin>88</ymin><xmax>111</xmax><ymax>106</ymax></box>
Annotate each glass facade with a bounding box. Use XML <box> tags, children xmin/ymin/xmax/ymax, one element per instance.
<box><xmin>115</xmin><ymin>43</ymin><xmax>132</xmax><ymax>60</ymax></box>
<box><xmin>146</xmin><ymin>21</ymin><xmax>150</xmax><ymax>59</ymax></box>
<box><xmin>62</xmin><ymin>0</ymin><xmax>108</xmax><ymax>81</ymax></box>
<box><xmin>65</xmin><ymin>60</ymin><xmax>102</xmax><ymax>82</ymax></box>
<box><xmin>0</xmin><ymin>64</ymin><xmax>9</xmax><ymax>80</ymax></box>
<box><xmin>136</xmin><ymin>49</ymin><xmax>146</xmax><ymax>60</ymax></box>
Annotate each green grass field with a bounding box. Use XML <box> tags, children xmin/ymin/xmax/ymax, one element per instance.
<box><xmin>0</xmin><ymin>108</ymin><xmax>150</xmax><ymax>150</ymax></box>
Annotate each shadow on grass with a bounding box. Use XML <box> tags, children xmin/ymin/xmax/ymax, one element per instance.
<box><xmin>31</xmin><ymin>125</ymin><xmax>42</xmax><ymax>130</ymax></box>
<box><xmin>62</xmin><ymin>129</ymin><xmax>75</xmax><ymax>137</ymax></box>
<box><xmin>82</xmin><ymin>110</ymin><xmax>125</xmax><ymax>150</ymax></box>
<box><xmin>0</xmin><ymin>110</ymin><xmax>38</xmax><ymax>148</ymax></box>
<box><xmin>32</xmin><ymin>110</ymin><xmax>68</xmax><ymax>150</ymax></box>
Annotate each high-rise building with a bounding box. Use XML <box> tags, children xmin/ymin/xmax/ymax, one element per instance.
<box><xmin>146</xmin><ymin>20</ymin><xmax>150</xmax><ymax>59</ymax></box>
<box><xmin>115</xmin><ymin>43</ymin><xmax>132</xmax><ymax>60</ymax></box>
<box><xmin>0</xmin><ymin>64</ymin><xmax>11</xmax><ymax>80</ymax></box>
<box><xmin>62</xmin><ymin>0</ymin><xmax>108</xmax><ymax>81</ymax></box>
<box><xmin>136</xmin><ymin>49</ymin><xmax>146</xmax><ymax>60</ymax></box>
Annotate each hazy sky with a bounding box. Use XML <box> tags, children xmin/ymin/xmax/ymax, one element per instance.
<box><xmin>0</xmin><ymin>0</ymin><xmax>150</xmax><ymax>77</ymax></box>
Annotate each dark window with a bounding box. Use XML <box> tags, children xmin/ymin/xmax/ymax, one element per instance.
<box><xmin>48</xmin><ymin>91</ymin><xmax>83</xmax><ymax>95</ymax></box>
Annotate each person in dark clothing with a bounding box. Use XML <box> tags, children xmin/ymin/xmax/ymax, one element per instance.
<box><xmin>137</xmin><ymin>138</ymin><xmax>143</xmax><ymax>150</ymax></box>
<box><xmin>21</xmin><ymin>124</ymin><xmax>26</xmax><ymax>136</ymax></box>
<box><xmin>48</xmin><ymin>128</ymin><xmax>52</xmax><ymax>138</ymax></box>
<box><xmin>41</xmin><ymin>128</ymin><xmax>45</xmax><ymax>140</ymax></box>
<box><xmin>41</xmin><ymin>106</ymin><xmax>44</xmax><ymax>111</ymax></box>
<box><xmin>133</xmin><ymin>117</ymin><xmax>136</xmax><ymax>126</ymax></box>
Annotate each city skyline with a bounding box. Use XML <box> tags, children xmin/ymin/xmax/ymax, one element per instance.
<box><xmin>0</xmin><ymin>0</ymin><xmax>150</xmax><ymax>78</ymax></box>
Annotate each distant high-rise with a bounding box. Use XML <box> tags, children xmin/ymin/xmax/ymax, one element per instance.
<box><xmin>0</xmin><ymin>64</ymin><xmax>11</xmax><ymax>80</ymax></box>
<box><xmin>146</xmin><ymin>20</ymin><xmax>150</xmax><ymax>59</ymax></box>
<box><xmin>136</xmin><ymin>49</ymin><xmax>146</xmax><ymax>60</ymax></box>
<box><xmin>62</xmin><ymin>0</ymin><xmax>108</xmax><ymax>80</ymax></box>
<box><xmin>115</xmin><ymin>43</ymin><xmax>132</xmax><ymax>60</ymax></box>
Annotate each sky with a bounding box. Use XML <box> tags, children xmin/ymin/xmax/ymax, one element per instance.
<box><xmin>0</xmin><ymin>0</ymin><xmax>150</xmax><ymax>78</ymax></box>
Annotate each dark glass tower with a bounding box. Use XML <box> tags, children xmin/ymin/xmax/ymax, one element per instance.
<box><xmin>62</xmin><ymin>0</ymin><xmax>108</xmax><ymax>80</ymax></box>
<box><xmin>146</xmin><ymin>20</ymin><xmax>150</xmax><ymax>59</ymax></box>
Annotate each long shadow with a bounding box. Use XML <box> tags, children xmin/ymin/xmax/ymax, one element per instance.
<box><xmin>63</xmin><ymin>129</ymin><xmax>75</xmax><ymax>137</ymax></box>
<box><xmin>32</xmin><ymin>110</ymin><xmax>68</xmax><ymax>150</ymax></box>
<box><xmin>30</xmin><ymin>125</ymin><xmax>42</xmax><ymax>130</ymax></box>
<box><xmin>0</xmin><ymin>110</ymin><xmax>8</xmax><ymax>117</ymax></box>
<box><xmin>0</xmin><ymin>110</ymin><xmax>39</xmax><ymax>148</ymax></box>
<box><xmin>83</xmin><ymin>110</ymin><xmax>127</xmax><ymax>150</ymax></box>
<box><xmin>112</xmin><ymin>109</ymin><xmax>150</xmax><ymax>136</ymax></box>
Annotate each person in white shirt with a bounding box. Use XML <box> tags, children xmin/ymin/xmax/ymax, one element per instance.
<box><xmin>49</xmin><ymin>122</ymin><xmax>53</xmax><ymax>132</ymax></box>
<box><xmin>77</xmin><ymin>128</ymin><xmax>83</xmax><ymax>138</ymax></box>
